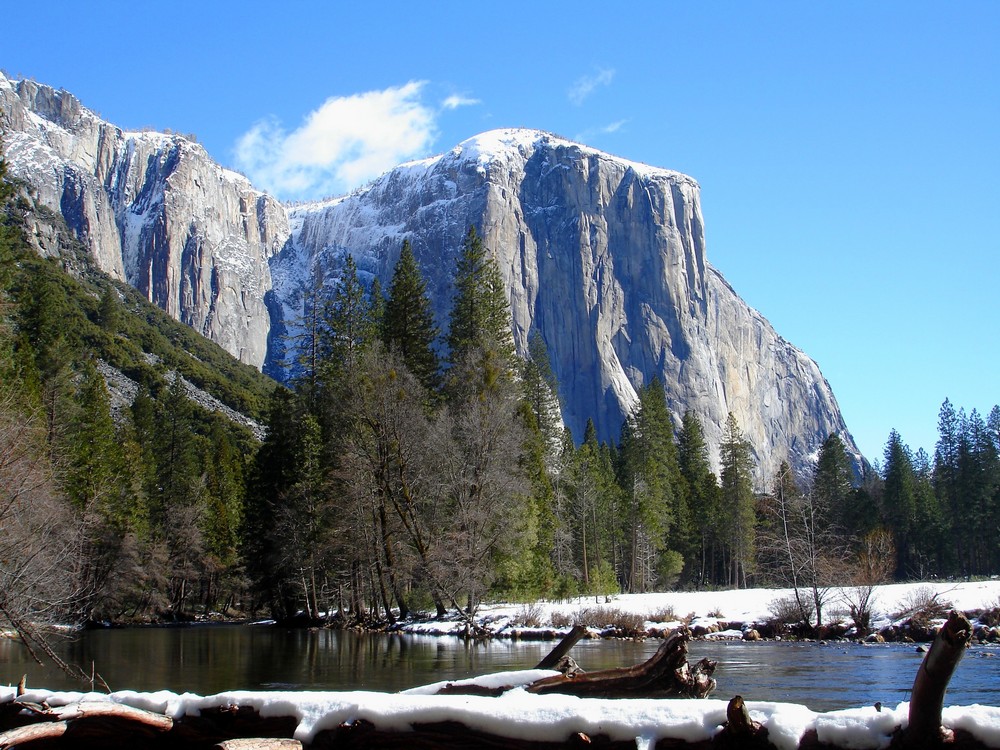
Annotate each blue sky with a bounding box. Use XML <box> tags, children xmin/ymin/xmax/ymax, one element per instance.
<box><xmin>4</xmin><ymin>1</ymin><xmax>998</xmax><ymax>466</ymax></box>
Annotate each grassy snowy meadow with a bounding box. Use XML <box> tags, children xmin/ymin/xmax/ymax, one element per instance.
<box><xmin>399</xmin><ymin>580</ymin><xmax>1000</xmax><ymax>639</ymax></box>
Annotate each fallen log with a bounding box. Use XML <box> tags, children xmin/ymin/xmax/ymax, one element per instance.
<box><xmin>437</xmin><ymin>629</ymin><xmax>716</xmax><ymax>699</ymax></box>
<box><xmin>526</xmin><ymin>629</ymin><xmax>717</xmax><ymax>699</ymax></box>
<box><xmin>0</xmin><ymin>720</ymin><xmax>69</xmax><ymax>749</ymax></box>
<box><xmin>215</xmin><ymin>740</ymin><xmax>303</xmax><ymax>750</ymax></box>
<box><xmin>0</xmin><ymin>699</ymin><xmax>173</xmax><ymax>749</ymax></box>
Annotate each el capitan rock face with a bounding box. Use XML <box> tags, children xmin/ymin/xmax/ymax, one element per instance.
<box><xmin>1</xmin><ymin>74</ymin><xmax>860</xmax><ymax>480</ymax></box>
<box><xmin>280</xmin><ymin>130</ymin><xmax>860</xmax><ymax>479</ymax></box>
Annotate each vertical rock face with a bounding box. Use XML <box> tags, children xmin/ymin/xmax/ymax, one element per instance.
<box><xmin>284</xmin><ymin>130</ymin><xmax>861</xmax><ymax>480</ymax></box>
<box><xmin>0</xmin><ymin>71</ymin><xmax>861</xmax><ymax>481</ymax></box>
<box><xmin>0</xmin><ymin>73</ymin><xmax>287</xmax><ymax>367</ymax></box>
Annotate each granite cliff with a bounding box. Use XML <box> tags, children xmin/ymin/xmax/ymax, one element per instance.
<box><xmin>281</xmin><ymin>130</ymin><xmax>860</xmax><ymax>479</ymax></box>
<box><xmin>1</xmin><ymin>74</ymin><xmax>860</xmax><ymax>479</ymax></box>
<box><xmin>0</xmin><ymin>72</ymin><xmax>287</xmax><ymax>367</ymax></box>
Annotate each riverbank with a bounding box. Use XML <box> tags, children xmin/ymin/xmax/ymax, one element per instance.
<box><xmin>388</xmin><ymin>580</ymin><xmax>1000</xmax><ymax>643</ymax></box>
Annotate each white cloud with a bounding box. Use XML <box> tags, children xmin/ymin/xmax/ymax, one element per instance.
<box><xmin>573</xmin><ymin>119</ymin><xmax>629</xmax><ymax>144</ymax></box>
<box><xmin>441</xmin><ymin>94</ymin><xmax>481</xmax><ymax>110</ymax></box>
<box><xmin>234</xmin><ymin>81</ymin><xmax>437</xmax><ymax>200</ymax></box>
<box><xmin>568</xmin><ymin>68</ymin><xmax>615</xmax><ymax>106</ymax></box>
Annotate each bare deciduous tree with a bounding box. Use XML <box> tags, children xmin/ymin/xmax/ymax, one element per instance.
<box><xmin>0</xmin><ymin>385</ymin><xmax>86</xmax><ymax>676</ymax></box>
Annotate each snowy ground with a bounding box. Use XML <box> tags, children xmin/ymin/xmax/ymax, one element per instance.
<box><xmin>399</xmin><ymin>580</ymin><xmax>1000</xmax><ymax>638</ymax></box>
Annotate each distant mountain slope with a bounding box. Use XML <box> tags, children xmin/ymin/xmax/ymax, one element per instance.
<box><xmin>0</xmin><ymin>72</ymin><xmax>287</xmax><ymax>368</ymax></box>
<box><xmin>4</xmin><ymin>187</ymin><xmax>274</xmax><ymax>433</ymax></box>
<box><xmin>1</xmin><ymin>74</ymin><xmax>860</xmax><ymax>480</ymax></box>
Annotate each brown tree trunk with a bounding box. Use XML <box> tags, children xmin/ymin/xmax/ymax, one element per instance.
<box><xmin>903</xmin><ymin>610</ymin><xmax>973</xmax><ymax>747</ymax></box>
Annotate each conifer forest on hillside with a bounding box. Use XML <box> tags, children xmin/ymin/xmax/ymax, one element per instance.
<box><xmin>2</xmin><ymin>149</ymin><xmax>999</xmax><ymax>645</ymax></box>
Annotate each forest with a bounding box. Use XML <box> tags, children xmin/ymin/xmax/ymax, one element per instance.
<box><xmin>2</xmin><ymin>149</ymin><xmax>999</xmax><ymax>644</ymax></box>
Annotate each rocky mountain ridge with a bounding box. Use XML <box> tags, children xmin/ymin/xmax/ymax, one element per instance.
<box><xmin>0</xmin><ymin>73</ymin><xmax>861</xmax><ymax>480</ymax></box>
<box><xmin>0</xmin><ymin>72</ymin><xmax>287</xmax><ymax>367</ymax></box>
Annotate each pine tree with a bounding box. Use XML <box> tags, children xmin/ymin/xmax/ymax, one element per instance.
<box><xmin>677</xmin><ymin>411</ymin><xmax>720</xmax><ymax>587</ymax></box>
<box><xmin>291</xmin><ymin>275</ymin><xmax>331</xmax><ymax>413</ymax></box>
<box><xmin>382</xmin><ymin>240</ymin><xmax>440</xmax><ymax>391</ymax></box>
<box><xmin>881</xmin><ymin>429</ymin><xmax>917</xmax><ymax>579</ymax></box>
<box><xmin>812</xmin><ymin>434</ymin><xmax>854</xmax><ymax>533</ymax></box>
<box><xmin>0</xmin><ymin>145</ymin><xmax>20</xmax><ymax>292</ymax></box>
<box><xmin>96</xmin><ymin>287</ymin><xmax>121</xmax><ymax>334</ymax></box>
<box><xmin>520</xmin><ymin>331</ymin><xmax>562</xmax><ymax>450</ymax></box>
<box><xmin>244</xmin><ymin>386</ymin><xmax>307</xmax><ymax>618</ymax></box>
<box><xmin>718</xmin><ymin>413</ymin><xmax>756</xmax><ymax>588</ymax></box>
<box><xmin>446</xmin><ymin>225</ymin><xmax>515</xmax><ymax>375</ymax></box>
<box><xmin>321</xmin><ymin>254</ymin><xmax>379</xmax><ymax>381</ymax></box>
<box><xmin>617</xmin><ymin>378</ymin><xmax>684</xmax><ymax>592</ymax></box>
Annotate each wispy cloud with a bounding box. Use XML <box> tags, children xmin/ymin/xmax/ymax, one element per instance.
<box><xmin>234</xmin><ymin>82</ymin><xmax>437</xmax><ymax>200</ymax></box>
<box><xmin>441</xmin><ymin>94</ymin><xmax>481</xmax><ymax>110</ymax></box>
<box><xmin>574</xmin><ymin>119</ymin><xmax>629</xmax><ymax>144</ymax></box>
<box><xmin>568</xmin><ymin>68</ymin><xmax>615</xmax><ymax>106</ymax></box>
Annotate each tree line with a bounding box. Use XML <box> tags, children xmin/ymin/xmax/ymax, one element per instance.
<box><xmin>241</xmin><ymin>222</ymin><xmax>1000</xmax><ymax>625</ymax></box>
<box><xmin>0</xmin><ymin>152</ymin><xmax>268</xmax><ymax>656</ymax></box>
<box><xmin>2</xmin><ymin>149</ymin><xmax>999</xmax><ymax>638</ymax></box>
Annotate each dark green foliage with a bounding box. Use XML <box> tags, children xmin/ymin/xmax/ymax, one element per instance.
<box><xmin>243</xmin><ymin>386</ymin><xmax>307</xmax><ymax>619</ymax></box>
<box><xmin>718</xmin><ymin>413</ymin><xmax>756</xmax><ymax>588</ymax></box>
<box><xmin>812</xmin><ymin>434</ymin><xmax>854</xmax><ymax>529</ymax></box>
<box><xmin>0</xmin><ymin>163</ymin><xmax>265</xmax><ymax>626</ymax></box>
<box><xmin>881</xmin><ymin>429</ymin><xmax>918</xmax><ymax>578</ymax></box>
<box><xmin>930</xmin><ymin>399</ymin><xmax>1000</xmax><ymax>577</ymax></box>
<box><xmin>382</xmin><ymin>240</ymin><xmax>440</xmax><ymax>391</ymax></box>
<box><xmin>677</xmin><ymin>411</ymin><xmax>722</xmax><ymax>587</ymax></box>
<box><xmin>617</xmin><ymin>378</ymin><xmax>685</xmax><ymax>592</ymax></box>
<box><xmin>446</xmin><ymin>225</ymin><xmax>515</xmax><ymax>374</ymax></box>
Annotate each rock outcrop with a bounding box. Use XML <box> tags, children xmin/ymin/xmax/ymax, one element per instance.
<box><xmin>283</xmin><ymin>130</ymin><xmax>860</xmax><ymax>480</ymax></box>
<box><xmin>1</xmin><ymin>72</ymin><xmax>861</xmax><ymax>480</ymax></box>
<box><xmin>0</xmin><ymin>72</ymin><xmax>287</xmax><ymax>367</ymax></box>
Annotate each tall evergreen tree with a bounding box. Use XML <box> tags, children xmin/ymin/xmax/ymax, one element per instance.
<box><xmin>322</xmin><ymin>254</ymin><xmax>378</xmax><ymax>380</ymax></box>
<box><xmin>881</xmin><ymin>429</ymin><xmax>917</xmax><ymax>579</ymax></box>
<box><xmin>718</xmin><ymin>413</ymin><xmax>756</xmax><ymax>588</ymax></box>
<box><xmin>565</xmin><ymin>420</ymin><xmax>619</xmax><ymax>594</ymax></box>
<box><xmin>382</xmin><ymin>240</ymin><xmax>440</xmax><ymax>391</ymax></box>
<box><xmin>520</xmin><ymin>331</ymin><xmax>562</xmax><ymax>452</ymax></box>
<box><xmin>244</xmin><ymin>386</ymin><xmax>312</xmax><ymax>618</ymax></box>
<box><xmin>812</xmin><ymin>434</ymin><xmax>854</xmax><ymax>533</ymax></box>
<box><xmin>617</xmin><ymin>378</ymin><xmax>684</xmax><ymax>592</ymax></box>
<box><xmin>677</xmin><ymin>411</ymin><xmax>720</xmax><ymax>587</ymax></box>
<box><xmin>290</xmin><ymin>275</ymin><xmax>331</xmax><ymax>413</ymax></box>
<box><xmin>445</xmin><ymin>225</ymin><xmax>515</xmax><ymax>374</ymax></box>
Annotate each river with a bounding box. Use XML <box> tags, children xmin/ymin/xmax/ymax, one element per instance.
<box><xmin>2</xmin><ymin>626</ymin><xmax>998</xmax><ymax>711</ymax></box>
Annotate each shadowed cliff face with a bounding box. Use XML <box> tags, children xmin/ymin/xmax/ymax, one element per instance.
<box><xmin>1</xmin><ymin>73</ymin><xmax>860</xmax><ymax>481</ymax></box>
<box><xmin>284</xmin><ymin>130</ymin><xmax>861</xmax><ymax>481</ymax></box>
<box><xmin>0</xmin><ymin>73</ymin><xmax>288</xmax><ymax>367</ymax></box>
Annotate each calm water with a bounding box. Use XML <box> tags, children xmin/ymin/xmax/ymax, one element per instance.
<box><xmin>2</xmin><ymin>627</ymin><xmax>998</xmax><ymax>712</ymax></box>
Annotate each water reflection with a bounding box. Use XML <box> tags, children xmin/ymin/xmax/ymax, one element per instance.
<box><xmin>2</xmin><ymin>627</ymin><xmax>997</xmax><ymax>712</ymax></box>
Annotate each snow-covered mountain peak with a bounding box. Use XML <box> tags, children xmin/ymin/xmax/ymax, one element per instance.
<box><xmin>446</xmin><ymin>127</ymin><xmax>698</xmax><ymax>187</ymax></box>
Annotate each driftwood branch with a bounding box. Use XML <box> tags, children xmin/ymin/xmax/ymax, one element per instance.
<box><xmin>535</xmin><ymin>625</ymin><xmax>587</xmax><ymax>669</ymax></box>
<box><xmin>215</xmin><ymin>740</ymin><xmax>303</xmax><ymax>750</ymax></box>
<box><xmin>0</xmin><ymin>699</ymin><xmax>172</xmax><ymax>749</ymax></box>
<box><xmin>0</xmin><ymin>720</ymin><xmax>70</xmax><ymax>749</ymax></box>
<box><xmin>435</xmin><ymin>629</ymin><xmax>715</xmax><ymax>699</ymax></box>
<box><xmin>526</xmin><ymin>629</ymin><xmax>716</xmax><ymax>699</ymax></box>
<box><xmin>902</xmin><ymin>610</ymin><xmax>972</xmax><ymax>747</ymax></box>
